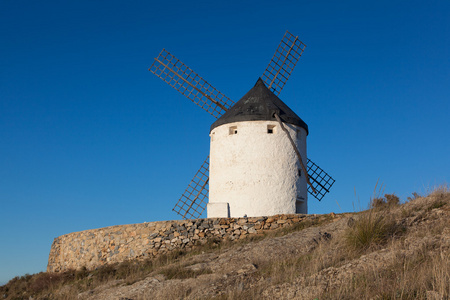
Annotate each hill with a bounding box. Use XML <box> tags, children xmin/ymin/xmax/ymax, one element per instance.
<box><xmin>1</xmin><ymin>187</ymin><xmax>449</xmax><ymax>299</ymax></box>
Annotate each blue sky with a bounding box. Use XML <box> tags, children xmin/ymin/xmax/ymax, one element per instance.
<box><xmin>0</xmin><ymin>0</ymin><xmax>449</xmax><ymax>284</ymax></box>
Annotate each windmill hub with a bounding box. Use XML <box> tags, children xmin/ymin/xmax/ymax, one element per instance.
<box><xmin>208</xmin><ymin>78</ymin><xmax>308</xmax><ymax>218</ymax></box>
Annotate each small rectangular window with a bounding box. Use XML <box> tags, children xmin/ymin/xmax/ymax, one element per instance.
<box><xmin>267</xmin><ymin>125</ymin><xmax>276</xmax><ymax>134</ymax></box>
<box><xmin>229</xmin><ymin>126</ymin><xmax>238</xmax><ymax>135</ymax></box>
<box><xmin>298</xmin><ymin>169</ymin><xmax>301</xmax><ymax>177</ymax></box>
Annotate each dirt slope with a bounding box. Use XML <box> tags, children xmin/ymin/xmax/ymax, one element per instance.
<box><xmin>78</xmin><ymin>190</ymin><xmax>450</xmax><ymax>299</ymax></box>
<box><xmin>2</xmin><ymin>189</ymin><xmax>449</xmax><ymax>299</ymax></box>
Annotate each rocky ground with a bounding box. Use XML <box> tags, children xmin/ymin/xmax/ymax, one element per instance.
<box><xmin>2</xmin><ymin>188</ymin><xmax>449</xmax><ymax>299</ymax></box>
<box><xmin>77</xmin><ymin>216</ymin><xmax>349</xmax><ymax>300</ymax></box>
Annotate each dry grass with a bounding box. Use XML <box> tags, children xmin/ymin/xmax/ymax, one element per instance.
<box><xmin>0</xmin><ymin>250</ymin><xmax>187</xmax><ymax>299</ymax></box>
<box><xmin>219</xmin><ymin>185</ymin><xmax>450</xmax><ymax>300</ymax></box>
<box><xmin>320</xmin><ymin>245</ymin><xmax>449</xmax><ymax>299</ymax></box>
<box><xmin>1</xmin><ymin>186</ymin><xmax>448</xmax><ymax>300</ymax></box>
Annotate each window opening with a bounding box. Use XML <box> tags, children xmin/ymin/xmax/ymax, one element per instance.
<box><xmin>229</xmin><ymin>126</ymin><xmax>238</xmax><ymax>135</ymax></box>
<box><xmin>267</xmin><ymin>125</ymin><xmax>276</xmax><ymax>134</ymax></box>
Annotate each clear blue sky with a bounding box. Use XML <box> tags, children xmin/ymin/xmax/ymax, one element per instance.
<box><xmin>1</xmin><ymin>0</ymin><xmax>449</xmax><ymax>284</ymax></box>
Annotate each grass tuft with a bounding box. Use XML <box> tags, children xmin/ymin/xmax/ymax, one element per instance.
<box><xmin>345</xmin><ymin>209</ymin><xmax>401</xmax><ymax>252</ymax></box>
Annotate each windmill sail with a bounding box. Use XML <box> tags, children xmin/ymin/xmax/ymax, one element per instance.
<box><xmin>306</xmin><ymin>158</ymin><xmax>335</xmax><ymax>201</ymax></box>
<box><xmin>149</xmin><ymin>49</ymin><xmax>235</xmax><ymax>118</ymax></box>
<box><xmin>262</xmin><ymin>30</ymin><xmax>306</xmax><ymax>95</ymax></box>
<box><xmin>172</xmin><ymin>156</ymin><xmax>210</xmax><ymax>219</ymax></box>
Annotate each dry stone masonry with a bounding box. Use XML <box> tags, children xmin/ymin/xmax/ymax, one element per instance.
<box><xmin>47</xmin><ymin>214</ymin><xmax>320</xmax><ymax>272</ymax></box>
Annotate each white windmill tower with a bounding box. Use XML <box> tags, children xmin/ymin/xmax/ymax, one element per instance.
<box><xmin>149</xmin><ymin>31</ymin><xmax>335</xmax><ymax>219</ymax></box>
<box><xmin>208</xmin><ymin>78</ymin><xmax>310</xmax><ymax>217</ymax></box>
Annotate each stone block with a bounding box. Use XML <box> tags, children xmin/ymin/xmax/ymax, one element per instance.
<box><xmin>248</xmin><ymin>228</ymin><xmax>257</xmax><ymax>234</ymax></box>
<box><xmin>207</xmin><ymin>202</ymin><xmax>230</xmax><ymax>218</ymax></box>
<box><xmin>219</xmin><ymin>219</ymin><xmax>229</xmax><ymax>225</ymax></box>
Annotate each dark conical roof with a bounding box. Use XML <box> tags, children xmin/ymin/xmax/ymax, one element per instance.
<box><xmin>210</xmin><ymin>78</ymin><xmax>308</xmax><ymax>134</ymax></box>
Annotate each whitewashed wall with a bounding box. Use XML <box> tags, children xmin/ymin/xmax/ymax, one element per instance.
<box><xmin>208</xmin><ymin>120</ymin><xmax>308</xmax><ymax>218</ymax></box>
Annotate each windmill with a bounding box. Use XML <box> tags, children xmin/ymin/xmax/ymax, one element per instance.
<box><xmin>149</xmin><ymin>31</ymin><xmax>335</xmax><ymax>219</ymax></box>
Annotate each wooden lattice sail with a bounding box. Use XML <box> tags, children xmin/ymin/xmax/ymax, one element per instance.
<box><xmin>172</xmin><ymin>156</ymin><xmax>210</xmax><ymax>219</ymax></box>
<box><xmin>149</xmin><ymin>49</ymin><xmax>234</xmax><ymax>118</ymax></box>
<box><xmin>307</xmin><ymin>159</ymin><xmax>336</xmax><ymax>201</ymax></box>
<box><xmin>262</xmin><ymin>30</ymin><xmax>306</xmax><ymax>95</ymax></box>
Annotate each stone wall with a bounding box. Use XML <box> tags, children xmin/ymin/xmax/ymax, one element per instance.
<box><xmin>47</xmin><ymin>214</ymin><xmax>322</xmax><ymax>272</ymax></box>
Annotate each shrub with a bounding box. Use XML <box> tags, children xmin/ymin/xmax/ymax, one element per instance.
<box><xmin>370</xmin><ymin>193</ymin><xmax>400</xmax><ymax>209</ymax></box>
<box><xmin>385</xmin><ymin>194</ymin><xmax>400</xmax><ymax>206</ymax></box>
<box><xmin>370</xmin><ymin>197</ymin><xmax>386</xmax><ymax>208</ymax></box>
